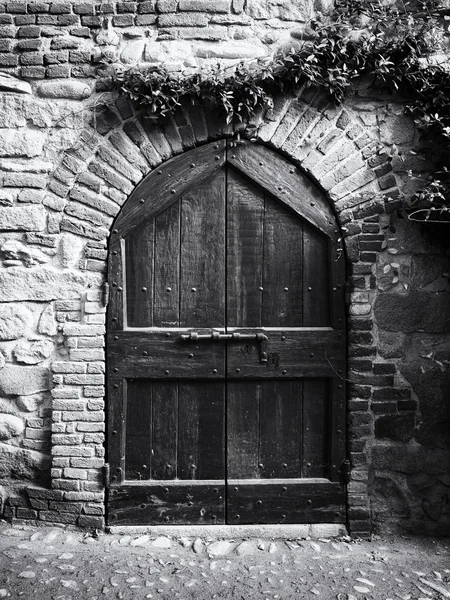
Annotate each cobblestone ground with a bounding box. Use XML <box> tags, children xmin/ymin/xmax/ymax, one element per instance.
<box><xmin>0</xmin><ymin>521</ymin><xmax>449</xmax><ymax>600</ymax></box>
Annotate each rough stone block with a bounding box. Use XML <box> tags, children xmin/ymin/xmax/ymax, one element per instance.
<box><xmin>0</xmin><ymin>305</ymin><xmax>32</xmax><ymax>340</ymax></box>
<box><xmin>0</xmin><ymin>130</ymin><xmax>45</xmax><ymax>158</ymax></box>
<box><xmin>374</xmin><ymin>292</ymin><xmax>450</xmax><ymax>333</ymax></box>
<box><xmin>37</xmin><ymin>80</ymin><xmax>92</xmax><ymax>99</ymax></box>
<box><xmin>0</xmin><ymin>266</ymin><xmax>86</xmax><ymax>301</ymax></box>
<box><xmin>0</xmin><ymin>365</ymin><xmax>49</xmax><ymax>395</ymax></box>
<box><xmin>0</xmin><ymin>414</ymin><xmax>25</xmax><ymax>440</ymax></box>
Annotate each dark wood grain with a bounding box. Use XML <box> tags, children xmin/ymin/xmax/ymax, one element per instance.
<box><xmin>303</xmin><ymin>221</ymin><xmax>330</xmax><ymax>327</ymax></box>
<box><xmin>262</xmin><ymin>196</ymin><xmax>303</xmax><ymax>327</ymax></box>
<box><xmin>108</xmin><ymin>482</ymin><xmax>225</xmax><ymax>525</ymax></box>
<box><xmin>228</xmin><ymin>141</ymin><xmax>338</xmax><ymax>240</ymax></box>
<box><xmin>302</xmin><ymin>379</ymin><xmax>329</xmax><ymax>478</ymax></box>
<box><xmin>226</xmin><ymin>479</ymin><xmax>345</xmax><ymax>524</ymax></box>
<box><xmin>125</xmin><ymin>380</ymin><xmax>152</xmax><ymax>481</ymax></box>
<box><xmin>107</xmin><ymin>240</ymin><xmax>124</xmax><ymax>331</ymax></box>
<box><xmin>178</xmin><ymin>382</ymin><xmax>225</xmax><ymax>480</ymax></box>
<box><xmin>107</xmin><ymin>331</ymin><xmax>226</xmax><ymax>379</ymax></box>
<box><xmin>227</xmin><ymin>167</ymin><xmax>264</xmax><ymax>327</ymax></box>
<box><xmin>259</xmin><ymin>380</ymin><xmax>302</xmax><ymax>478</ymax></box>
<box><xmin>153</xmin><ymin>202</ymin><xmax>181</xmax><ymax>328</ymax></box>
<box><xmin>113</xmin><ymin>140</ymin><xmax>226</xmax><ymax>239</ymax></box>
<box><xmin>180</xmin><ymin>169</ymin><xmax>226</xmax><ymax>328</ymax></box>
<box><xmin>151</xmin><ymin>382</ymin><xmax>178</xmax><ymax>480</ymax></box>
<box><xmin>107</xmin><ymin>377</ymin><xmax>125</xmax><ymax>485</ymax></box>
<box><xmin>227</xmin><ymin>381</ymin><xmax>260</xmax><ymax>479</ymax></box>
<box><xmin>125</xmin><ymin>221</ymin><xmax>154</xmax><ymax>328</ymax></box>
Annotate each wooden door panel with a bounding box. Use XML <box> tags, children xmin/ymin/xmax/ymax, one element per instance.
<box><xmin>109</xmin><ymin>482</ymin><xmax>225</xmax><ymax>525</ymax></box>
<box><xmin>179</xmin><ymin>169</ymin><xmax>226</xmax><ymax>328</ymax></box>
<box><xmin>302</xmin><ymin>379</ymin><xmax>329</xmax><ymax>479</ymax></box>
<box><xmin>303</xmin><ymin>223</ymin><xmax>330</xmax><ymax>327</ymax></box>
<box><xmin>108</xmin><ymin>331</ymin><xmax>225</xmax><ymax>379</ymax></box>
<box><xmin>125</xmin><ymin>380</ymin><xmax>152</xmax><ymax>481</ymax></box>
<box><xmin>226</xmin><ymin>480</ymin><xmax>345</xmax><ymax>524</ymax></box>
<box><xmin>153</xmin><ymin>202</ymin><xmax>181</xmax><ymax>328</ymax></box>
<box><xmin>125</xmin><ymin>222</ymin><xmax>154</xmax><ymax>328</ymax></box>
<box><xmin>226</xmin><ymin>328</ymin><xmax>345</xmax><ymax>378</ymax></box>
<box><xmin>262</xmin><ymin>196</ymin><xmax>303</xmax><ymax>327</ymax></box>
<box><xmin>227</xmin><ymin>168</ymin><xmax>264</xmax><ymax>327</ymax></box>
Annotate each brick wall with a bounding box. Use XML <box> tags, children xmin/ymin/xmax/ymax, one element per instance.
<box><xmin>0</xmin><ymin>0</ymin><xmax>449</xmax><ymax>537</ymax></box>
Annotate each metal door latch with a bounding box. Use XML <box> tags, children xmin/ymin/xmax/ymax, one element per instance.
<box><xmin>181</xmin><ymin>331</ymin><xmax>269</xmax><ymax>362</ymax></box>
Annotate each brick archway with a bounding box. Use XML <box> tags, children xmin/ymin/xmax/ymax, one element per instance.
<box><xmin>36</xmin><ymin>89</ymin><xmax>401</xmax><ymax>534</ymax></box>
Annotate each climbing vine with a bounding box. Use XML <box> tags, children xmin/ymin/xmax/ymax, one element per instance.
<box><xmin>112</xmin><ymin>0</ymin><xmax>450</xmax><ymax>222</ymax></box>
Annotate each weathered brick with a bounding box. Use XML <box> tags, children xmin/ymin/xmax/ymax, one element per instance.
<box><xmin>112</xmin><ymin>13</ymin><xmax>133</xmax><ymax>26</ymax></box>
<box><xmin>18</xmin><ymin>25</ymin><xmax>41</xmax><ymax>37</ymax></box>
<box><xmin>78</xmin><ymin>515</ymin><xmax>104</xmax><ymax>528</ymax></box>
<box><xmin>51</xmin><ymin>387</ymin><xmax>81</xmax><ymax>399</ymax></box>
<box><xmin>63</xmin><ymin>467</ymin><xmax>88</xmax><ymax>479</ymax></box>
<box><xmin>15</xmin><ymin>14</ymin><xmax>36</xmax><ymax>24</ymax></box>
<box><xmin>61</xmin><ymin>411</ymin><xmax>103</xmax><ymax>422</ymax></box>
<box><xmin>52</xmin><ymin>434</ymin><xmax>83</xmax><ymax>445</ymax></box>
<box><xmin>40</xmin><ymin>511</ymin><xmax>78</xmax><ymax>524</ymax></box>
<box><xmin>16</xmin><ymin>508</ymin><xmax>38</xmax><ymax>519</ymax></box>
<box><xmin>53</xmin><ymin>399</ymin><xmax>86</xmax><ymax>411</ymax></box>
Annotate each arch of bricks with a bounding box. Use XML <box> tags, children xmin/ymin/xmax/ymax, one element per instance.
<box><xmin>25</xmin><ymin>86</ymin><xmax>403</xmax><ymax>535</ymax></box>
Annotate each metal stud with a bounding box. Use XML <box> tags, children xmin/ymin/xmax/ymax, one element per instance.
<box><xmin>165</xmin><ymin>333</ymin><xmax>171</xmax><ymax>338</ymax></box>
<box><xmin>213</xmin><ymin>488</ymin><xmax>218</xmax><ymax>494</ymax></box>
<box><xmin>278</xmin><ymin>186</ymin><xmax>283</xmax><ymax>191</ymax></box>
<box><xmin>166</xmin><ymin>287</ymin><xmax>172</xmax><ymax>292</ymax></box>
<box><xmin>157</xmin><ymin>170</ymin><xmax>163</xmax><ymax>174</ymax></box>
<box><xmin>140</xmin><ymin>199</ymin><xmax>145</xmax><ymax>204</ymax></box>
<box><xmin>307</xmin><ymin>499</ymin><xmax>312</xmax><ymax>506</ymax></box>
<box><xmin>307</xmin><ymin>287</ymin><xmax>312</xmax><ymax>291</ymax></box>
<box><xmin>235</xmin><ymin>514</ymin><xmax>240</xmax><ymax>519</ymax></box>
<box><xmin>112</xmin><ymin>282</ymin><xmax>117</xmax><ymax>287</ymax></box>
<box><xmin>112</xmin><ymin>250</ymin><xmax>117</xmax><ymax>255</ymax></box>
<box><xmin>257</xmin><ymin>500</ymin><xmax>263</xmax><ymax>506</ymax></box>
<box><xmin>211</xmin><ymin>515</ymin><xmax>217</xmax><ymax>520</ymax></box>
<box><xmin>117</xmin><ymin>287</ymin><xmax>122</xmax><ymax>292</ymax></box>
<box><xmin>258</xmin><ymin>463</ymin><xmax>264</xmax><ymax>469</ymax></box>
<box><xmin>113</xmin><ymin>336</ymin><xmax>118</xmax><ymax>341</ymax></box>
<box><xmin>282</xmin><ymin>463</ymin><xmax>287</xmax><ymax>469</ymax></box>
<box><xmin>259</xmin><ymin>161</ymin><xmax>263</xmax><ymax>166</ymax></box>
<box><xmin>166</xmin><ymin>464</ymin><xmax>171</xmax><ymax>469</ymax></box>
<box><xmin>188</xmin><ymin>501</ymin><xmax>193</xmax><ymax>507</ymax></box>
<box><xmin>310</xmin><ymin>202</ymin><xmax>315</xmax><ymax>207</ymax></box>
<box><xmin>282</xmin><ymin>370</ymin><xmax>287</xmax><ymax>375</ymax></box>
<box><xmin>113</xmin><ymin>384</ymin><xmax>118</xmax><ymax>389</ymax></box>
<box><xmin>212</xmin><ymin>369</ymin><xmax>218</xmax><ymax>374</ymax></box>
<box><xmin>171</xmin><ymin>189</ymin><xmax>176</xmax><ymax>194</ymax></box>
<box><xmin>142</xmin><ymin>464</ymin><xmax>147</xmax><ymax>469</ymax></box>
<box><xmin>164</xmin><ymin>516</ymin><xmax>170</xmax><ymax>522</ymax></box>
<box><xmin>231</xmin><ymin>155</ymin><xmax>236</xmax><ymax>159</ymax></box>
<box><xmin>214</xmin><ymin>144</ymin><xmax>219</xmax><ymax>149</ymax></box>
<box><xmin>306</xmin><ymin>462</ymin><xmax>311</xmax><ymax>468</ymax></box>
<box><xmin>191</xmin><ymin>287</ymin><xmax>197</xmax><ymax>292</ymax></box>
<box><xmin>140</xmin><ymin>504</ymin><xmax>146</xmax><ymax>509</ymax></box>
<box><xmin>112</xmin><ymin>317</ymin><xmax>117</xmax><ymax>322</ymax></box>
<box><xmin>332</xmin><ymin>287</ymin><xmax>337</xmax><ymax>292</ymax></box>
<box><xmin>284</xmin><ymin>287</ymin><xmax>289</xmax><ymax>291</ymax></box>
<box><xmin>259</xmin><ymin>286</ymin><xmax>263</xmax><ymax>291</ymax></box>
<box><xmin>164</xmin><ymin>370</ymin><xmax>170</xmax><ymax>375</ymax></box>
<box><xmin>188</xmin><ymin>353</ymin><xmax>194</xmax><ymax>358</ymax></box>
<box><xmin>236</xmin><ymin>368</ymin><xmax>240</xmax><ymax>373</ymax></box>
<box><xmin>282</xmin><ymin>487</ymin><xmax>287</xmax><ymax>492</ymax></box>
<box><xmin>191</xmin><ymin>464</ymin><xmax>196</xmax><ymax>470</ymax></box>
<box><xmin>163</xmin><ymin>487</ymin><xmax>169</xmax><ymax>493</ymax></box>
<box><xmin>190</xmin><ymin>163</ymin><xmax>195</xmax><ymax>168</ymax></box>
<box><xmin>281</xmin><ymin>514</ymin><xmax>286</xmax><ymax>519</ymax></box>
<box><xmin>338</xmin><ymin>384</ymin><xmax>343</xmax><ymax>389</ymax></box>
<box><xmin>281</xmin><ymin>335</ymin><xmax>286</xmax><ymax>341</ymax></box>
<box><xmin>113</xmin><ymin>367</ymin><xmax>118</xmax><ymax>373</ymax></box>
<box><xmin>141</xmin><ymin>287</ymin><xmax>147</xmax><ymax>292</ymax></box>
<box><xmin>310</xmin><ymin>353</ymin><xmax>314</xmax><ymax>358</ymax></box>
<box><xmin>112</xmin><ymin>430</ymin><xmax>117</xmax><ymax>435</ymax></box>
<box><xmin>215</xmin><ymin>155</ymin><xmax>220</xmax><ymax>161</ymax></box>
<box><xmin>142</xmin><ymin>351</ymin><xmax>148</xmax><ymax>356</ymax></box>
<box><xmin>113</xmin><ymin>229</ymin><xmax>118</xmax><ymax>234</ymax></box>
<box><xmin>289</xmin><ymin>168</ymin><xmax>295</xmax><ymax>174</ymax></box>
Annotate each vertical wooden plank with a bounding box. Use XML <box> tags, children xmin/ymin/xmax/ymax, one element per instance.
<box><xmin>107</xmin><ymin>377</ymin><xmax>125</xmax><ymax>486</ymax></box>
<box><xmin>179</xmin><ymin>169</ymin><xmax>226</xmax><ymax>328</ymax></box>
<box><xmin>329</xmin><ymin>238</ymin><xmax>346</xmax><ymax>330</ymax></box>
<box><xmin>125</xmin><ymin>221</ymin><xmax>154</xmax><ymax>327</ymax></box>
<box><xmin>107</xmin><ymin>239</ymin><xmax>124</xmax><ymax>330</ymax></box>
<box><xmin>329</xmin><ymin>377</ymin><xmax>346</xmax><ymax>482</ymax></box>
<box><xmin>178</xmin><ymin>382</ymin><xmax>225</xmax><ymax>480</ymax></box>
<box><xmin>259</xmin><ymin>380</ymin><xmax>302</xmax><ymax>479</ymax></box>
<box><xmin>227</xmin><ymin>168</ymin><xmax>264</xmax><ymax>327</ymax></box>
<box><xmin>227</xmin><ymin>381</ymin><xmax>260</xmax><ymax>479</ymax></box>
<box><xmin>151</xmin><ymin>382</ymin><xmax>178</xmax><ymax>480</ymax></box>
<box><xmin>262</xmin><ymin>196</ymin><xmax>303</xmax><ymax>327</ymax></box>
<box><xmin>153</xmin><ymin>202</ymin><xmax>181</xmax><ymax>328</ymax></box>
<box><xmin>303</xmin><ymin>223</ymin><xmax>329</xmax><ymax>327</ymax></box>
<box><xmin>125</xmin><ymin>380</ymin><xmax>152</xmax><ymax>481</ymax></box>
<box><xmin>302</xmin><ymin>379</ymin><xmax>329</xmax><ymax>478</ymax></box>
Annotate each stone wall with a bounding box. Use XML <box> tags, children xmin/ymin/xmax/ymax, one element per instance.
<box><xmin>0</xmin><ymin>0</ymin><xmax>449</xmax><ymax>536</ymax></box>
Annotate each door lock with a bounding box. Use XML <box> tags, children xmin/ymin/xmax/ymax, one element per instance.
<box><xmin>180</xmin><ymin>331</ymin><xmax>268</xmax><ymax>362</ymax></box>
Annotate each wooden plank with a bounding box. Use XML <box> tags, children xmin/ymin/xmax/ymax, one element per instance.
<box><xmin>226</xmin><ymin>480</ymin><xmax>345</xmax><ymax>524</ymax></box>
<box><xmin>151</xmin><ymin>382</ymin><xmax>178</xmax><ymax>480</ymax></box>
<box><xmin>153</xmin><ymin>201</ymin><xmax>181</xmax><ymax>328</ymax></box>
<box><xmin>107</xmin><ymin>377</ymin><xmax>125</xmax><ymax>486</ymax></box>
<box><xmin>179</xmin><ymin>169</ymin><xmax>226</xmax><ymax>328</ymax></box>
<box><xmin>107</xmin><ymin>239</ymin><xmax>124</xmax><ymax>331</ymax></box>
<box><xmin>125</xmin><ymin>220</ymin><xmax>154</xmax><ymax>328</ymax></box>
<box><xmin>125</xmin><ymin>380</ymin><xmax>152</xmax><ymax>481</ymax></box>
<box><xmin>262</xmin><ymin>196</ymin><xmax>303</xmax><ymax>327</ymax></box>
<box><xmin>302</xmin><ymin>379</ymin><xmax>329</xmax><ymax>478</ymax></box>
<box><xmin>227</xmin><ymin>167</ymin><xmax>264</xmax><ymax>328</ymax></box>
<box><xmin>259</xmin><ymin>380</ymin><xmax>302</xmax><ymax>479</ymax></box>
<box><xmin>227</xmin><ymin>381</ymin><xmax>260</xmax><ymax>479</ymax></box>
<box><xmin>108</xmin><ymin>482</ymin><xmax>225</xmax><ymax>525</ymax></box>
<box><xmin>113</xmin><ymin>140</ymin><xmax>226</xmax><ymax>239</ymax></box>
<box><xmin>303</xmin><ymin>221</ymin><xmax>330</xmax><ymax>327</ymax></box>
<box><xmin>329</xmin><ymin>377</ymin><xmax>347</xmax><ymax>482</ymax></box>
<box><xmin>226</xmin><ymin>328</ymin><xmax>345</xmax><ymax>378</ymax></box>
<box><xmin>107</xmin><ymin>331</ymin><xmax>226</xmax><ymax>379</ymax></box>
<box><xmin>228</xmin><ymin>141</ymin><xmax>338</xmax><ymax>240</ymax></box>
<box><xmin>329</xmin><ymin>238</ymin><xmax>347</xmax><ymax>330</ymax></box>
<box><xmin>178</xmin><ymin>382</ymin><xmax>225</xmax><ymax>480</ymax></box>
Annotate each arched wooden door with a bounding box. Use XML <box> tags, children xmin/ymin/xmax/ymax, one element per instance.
<box><xmin>106</xmin><ymin>140</ymin><xmax>347</xmax><ymax>526</ymax></box>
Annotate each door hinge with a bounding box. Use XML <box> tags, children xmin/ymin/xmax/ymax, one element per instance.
<box><xmin>344</xmin><ymin>281</ymin><xmax>351</xmax><ymax>305</ymax></box>
<box><xmin>340</xmin><ymin>459</ymin><xmax>351</xmax><ymax>485</ymax></box>
<box><xmin>103</xmin><ymin>463</ymin><xmax>110</xmax><ymax>488</ymax></box>
<box><xmin>102</xmin><ymin>282</ymin><xmax>110</xmax><ymax>307</ymax></box>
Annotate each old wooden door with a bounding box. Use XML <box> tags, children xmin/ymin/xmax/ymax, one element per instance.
<box><xmin>107</xmin><ymin>140</ymin><xmax>347</xmax><ymax>526</ymax></box>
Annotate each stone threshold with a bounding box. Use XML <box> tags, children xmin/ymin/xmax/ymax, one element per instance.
<box><xmin>108</xmin><ymin>523</ymin><xmax>348</xmax><ymax>539</ymax></box>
